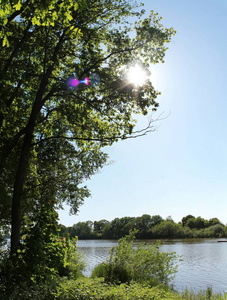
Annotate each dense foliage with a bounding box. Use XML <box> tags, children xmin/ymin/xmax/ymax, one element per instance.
<box><xmin>54</xmin><ymin>278</ymin><xmax>182</xmax><ymax>300</ymax></box>
<box><xmin>59</xmin><ymin>214</ymin><xmax>227</xmax><ymax>239</ymax></box>
<box><xmin>54</xmin><ymin>279</ymin><xmax>227</xmax><ymax>300</ymax></box>
<box><xmin>0</xmin><ymin>203</ymin><xmax>85</xmax><ymax>298</ymax></box>
<box><xmin>0</xmin><ymin>0</ymin><xmax>177</xmax><ymax>297</ymax></box>
<box><xmin>0</xmin><ymin>0</ymin><xmax>175</xmax><ymax>255</ymax></box>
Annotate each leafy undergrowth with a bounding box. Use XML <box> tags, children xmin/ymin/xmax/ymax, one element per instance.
<box><xmin>54</xmin><ymin>278</ymin><xmax>181</xmax><ymax>300</ymax></box>
<box><xmin>1</xmin><ymin>277</ymin><xmax>226</xmax><ymax>299</ymax></box>
<box><xmin>54</xmin><ymin>278</ymin><xmax>227</xmax><ymax>300</ymax></box>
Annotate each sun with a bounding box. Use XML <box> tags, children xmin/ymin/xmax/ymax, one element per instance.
<box><xmin>127</xmin><ymin>65</ymin><xmax>147</xmax><ymax>86</ymax></box>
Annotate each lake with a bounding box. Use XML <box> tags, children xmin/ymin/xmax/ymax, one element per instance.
<box><xmin>77</xmin><ymin>238</ymin><xmax>227</xmax><ymax>294</ymax></box>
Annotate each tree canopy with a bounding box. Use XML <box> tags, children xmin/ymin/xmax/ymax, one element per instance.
<box><xmin>0</xmin><ymin>0</ymin><xmax>175</xmax><ymax>253</ymax></box>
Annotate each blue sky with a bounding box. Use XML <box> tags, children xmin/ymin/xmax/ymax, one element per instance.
<box><xmin>58</xmin><ymin>0</ymin><xmax>227</xmax><ymax>226</ymax></box>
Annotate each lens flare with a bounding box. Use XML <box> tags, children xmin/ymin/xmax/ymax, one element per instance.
<box><xmin>69</xmin><ymin>78</ymin><xmax>79</xmax><ymax>87</ymax></box>
<box><xmin>69</xmin><ymin>77</ymin><xmax>89</xmax><ymax>88</ymax></box>
<box><xmin>84</xmin><ymin>77</ymin><xmax>89</xmax><ymax>86</ymax></box>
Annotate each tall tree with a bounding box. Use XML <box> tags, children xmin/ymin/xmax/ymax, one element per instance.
<box><xmin>0</xmin><ymin>0</ymin><xmax>175</xmax><ymax>253</ymax></box>
<box><xmin>181</xmin><ymin>215</ymin><xmax>195</xmax><ymax>227</ymax></box>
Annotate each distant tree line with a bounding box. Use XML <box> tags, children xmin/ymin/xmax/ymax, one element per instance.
<box><xmin>59</xmin><ymin>214</ymin><xmax>227</xmax><ymax>240</ymax></box>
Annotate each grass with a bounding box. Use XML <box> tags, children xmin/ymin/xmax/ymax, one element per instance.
<box><xmin>181</xmin><ymin>287</ymin><xmax>227</xmax><ymax>300</ymax></box>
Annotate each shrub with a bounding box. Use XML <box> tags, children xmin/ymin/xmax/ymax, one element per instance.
<box><xmin>0</xmin><ymin>206</ymin><xmax>85</xmax><ymax>298</ymax></box>
<box><xmin>151</xmin><ymin>221</ymin><xmax>184</xmax><ymax>238</ymax></box>
<box><xmin>91</xmin><ymin>230</ymin><xmax>178</xmax><ymax>287</ymax></box>
<box><xmin>91</xmin><ymin>262</ymin><xmax>108</xmax><ymax>278</ymax></box>
<box><xmin>54</xmin><ymin>278</ymin><xmax>227</xmax><ymax>300</ymax></box>
<box><xmin>54</xmin><ymin>278</ymin><xmax>182</xmax><ymax>300</ymax></box>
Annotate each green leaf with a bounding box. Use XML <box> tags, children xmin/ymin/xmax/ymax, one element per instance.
<box><xmin>2</xmin><ymin>35</ymin><xmax>9</xmax><ymax>47</ymax></box>
<box><xmin>74</xmin><ymin>2</ymin><xmax>78</xmax><ymax>11</ymax></box>
<box><xmin>3</xmin><ymin>17</ymin><xmax>8</xmax><ymax>25</ymax></box>
<box><xmin>13</xmin><ymin>2</ymin><xmax>22</xmax><ymax>11</ymax></box>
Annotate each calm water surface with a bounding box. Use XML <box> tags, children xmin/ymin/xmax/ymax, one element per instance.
<box><xmin>77</xmin><ymin>239</ymin><xmax>227</xmax><ymax>293</ymax></box>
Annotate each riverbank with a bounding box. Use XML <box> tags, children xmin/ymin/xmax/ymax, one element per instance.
<box><xmin>77</xmin><ymin>238</ymin><xmax>227</xmax><ymax>294</ymax></box>
<box><xmin>1</xmin><ymin>236</ymin><xmax>227</xmax><ymax>299</ymax></box>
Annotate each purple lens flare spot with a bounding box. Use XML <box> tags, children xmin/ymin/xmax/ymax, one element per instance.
<box><xmin>69</xmin><ymin>78</ymin><xmax>79</xmax><ymax>87</ymax></box>
<box><xmin>68</xmin><ymin>77</ymin><xmax>90</xmax><ymax>88</ymax></box>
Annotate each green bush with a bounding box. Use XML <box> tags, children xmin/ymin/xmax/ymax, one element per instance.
<box><xmin>54</xmin><ymin>277</ymin><xmax>182</xmax><ymax>300</ymax></box>
<box><xmin>0</xmin><ymin>280</ymin><xmax>57</xmax><ymax>300</ymax></box>
<box><xmin>54</xmin><ymin>278</ymin><xmax>227</xmax><ymax>300</ymax></box>
<box><xmin>0</xmin><ymin>206</ymin><xmax>85</xmax><ymax>298</ymax></box>
<box><xmin>91</xmin><ymin>262</ymin><xmax>108</xmax><ymax>278</ymax></box>
<box><xmin>91</xmin><ymin>230</ymin><xmax>178</xmax><ymax>287</ymax></box>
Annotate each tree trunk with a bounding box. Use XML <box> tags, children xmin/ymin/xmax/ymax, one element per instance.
<box><xmin>10</xmin><ymin>32</ymin><xmax>65</xmax><ymax>254</ymax></box>
<box><xmin>10</xmin><ymin>122</ymin><xmax>35</xmax><ymax>253</ymax></box>
<box><xmin>10</xmin><ymin>92</ymin><xmax>46</xmax><ymax>253</ymax></box>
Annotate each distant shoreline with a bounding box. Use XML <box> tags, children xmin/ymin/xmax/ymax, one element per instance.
<box><xmin>59</xmin><ymin>214</ymin><xmax>227</xmax><ymax>240</ymax></box>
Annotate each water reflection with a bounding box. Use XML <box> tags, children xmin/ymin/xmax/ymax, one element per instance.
<box><xmin>78</xmin><ymin>240</ymin><xmax>117</xmax><ymax>277</ymax></box>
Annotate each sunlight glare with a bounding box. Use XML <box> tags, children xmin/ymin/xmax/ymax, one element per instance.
<box><xmin>127</xmin><ymin>65</ymin><xmax>147</xmax><ymax>86</ymax></box>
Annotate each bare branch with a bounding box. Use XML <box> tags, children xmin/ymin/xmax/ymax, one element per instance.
<box><xmin>30</xmin><ymin>116</ymin><xmax>165</xmax><ymax>147</ymax></box>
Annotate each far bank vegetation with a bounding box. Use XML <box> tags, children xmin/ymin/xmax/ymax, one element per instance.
<box><xmin>59</xmin><ymin>214</ymin><xmax>227</xmax><ymax>240</ymax></box>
